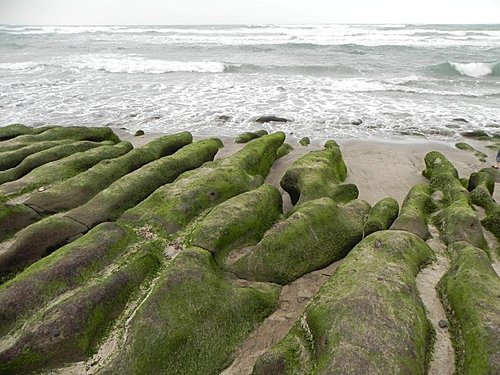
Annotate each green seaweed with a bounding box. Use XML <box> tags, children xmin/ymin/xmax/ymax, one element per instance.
<box><xmin>438</xmin><ymin>242</ymin><xmax>500</xmax><ymax>374</ymax></box>
<box><xmin>253</xmin><ymin>230</ymin><xmax>434</xmax><ymax>375</ymax></box>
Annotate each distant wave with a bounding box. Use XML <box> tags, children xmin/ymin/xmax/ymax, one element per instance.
<box><xmin>430</xmin><ymin>61</ymin><xmax>500</xmax><ymax>78</ymax></box>
<box><xmin>0</xmin><ymin>57</ymin><xmax>227</xmax><ymax>74</ymax></box>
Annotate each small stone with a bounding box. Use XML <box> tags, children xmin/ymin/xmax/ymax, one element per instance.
<box><xmin>52</xmin><ymin>328</ymin><xmax>60</xmax><ymax>337</ymax></box>
<box><xmin>134</xmin><ymin>130</ymin><xmax>145</xmax><ymax>136</ymax></box>
<box><xmin>452</xmin><ymin>118</ymin><xmax>469</xmax><ymax>123</ymax></box>
<box><xmin>377</xmin><ymin>276</ymin><xmax>385</xmax><ymax>282</ymax></box>
<box><xmin>351</xmin><ymin>119</ymin><xmax>363</xmax><ymax>125</ymax></box>
<box><xmin>438</xmin><ymin>319</ymin><xmax>448</xmax><ymax>328</ymax></box>
<box><xmin>374</xmin><ymin>240</ymin><xmax>382</xmax><ymax>249</ymax></box>
<box><xmin>299</xmin><ymin>137</ymin><xmax>310</xmax><ymax>146</ymax></box>
<box><xmin>38</xmin><ymin>186</ymin><xmax>45</xmax><ymax>192</ymax></box>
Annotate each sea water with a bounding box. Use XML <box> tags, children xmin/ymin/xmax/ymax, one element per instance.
<box><xmin>0</xmin><ymin>24</ymin><xmax>499</xmax><ymax>139</ymax></box>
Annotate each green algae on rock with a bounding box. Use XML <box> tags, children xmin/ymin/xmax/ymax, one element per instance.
<box><xmin>0</xmin><ymin>139</ymin><xmax>222</xmax><ymax>276</ymax></box>
<box><xmin>0</xmin><ymin>251</ymin><xmax>160</xmax><ymax>374</ymax></box>
<box><xmin>0</xmin><ymin>140</ymin><xmax>72</xmax><ymax>171</ymax></box>
<box><xmin>0</xmin><ymin>222</ymin><xmax>130</xmax><ymax>337</ymax></box>
<box><xmin>276</xmin><ymin>143</ymin><xmax>293</xmax><ymax>159</ymax></box>
<box><xmin>66</xmin><ymin>138</ymin><xmax>222</xmax><ymax>228</ymax></box>
<box><xmin>299</xmin><ymin>137</ymin><xmax>310</xmax><ymax>146</ymax></box>
<box><xmin>119</xmin><ymin>132</ymin><xmax>285</xmax><ymax>234</ymax></box>
<box><xmin>24</xmin><ymin>132</ymin><xmax>193</xmax><ymax>214</ymax></box>
<box><xmin>280</xmin><ymin>140</ymin><xmax>357</xmax><ymax>206</ymax></box>
<box><xmin>0</xmin><ymin>141</ymin><xmax>105</xmax><ymax>185</ymax></box>
<box><xmin>0</xmin><ymin>141</ymin><xmax>133</xmax><ymax>196</ymax></box>
<box><xmin>227</xmin><ymin>198</ymin><xmax>370</xmax><ymax>285</ymax></box>
<box><xmin>455</xmin><ymin>142</ymin><xmax>487</xmax><ymax>162</ymax></box>
<box><xmin>0</xmin><ymin>124</ymin><xmax>55</xmax><ymax>141</ymax></box>
<box><xmin>363</xmin><ymin>197</ymin><xmax>399</xmax><ymax>236</ymax></box>
<box><xmin>190</xmin><ymin>184</ymin><xmax>283</xmax><ymax>258</ymax></box>
<box><xmin>438</xmin><ymin>242</ymin><xmax>500</xmax><ymax>374</ymax></box>
<box><xmin>235</xmin><ymin>130</ymin><xmax>268</xmax><ymax>143</ymax></box>
<box><xmin>104</xmin><ymin>247</ymin><xmax>280</xmax><ymax>375</ymax></box>
<box><xmin>253</xmin><ymin>230</ymin><xmax>434</xmax><ymax>375</ymax></box>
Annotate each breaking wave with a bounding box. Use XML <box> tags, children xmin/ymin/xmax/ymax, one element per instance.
<box><xmin>431</xmin><ymin>61</ymin><xmax>500</xmax><ymax>78</ymax></box>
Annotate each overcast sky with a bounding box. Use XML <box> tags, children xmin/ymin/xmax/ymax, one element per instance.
<box><xmin>1</xmin><ymin>0</ymin><xmax>500</xmax><ymax>25</ymax></box>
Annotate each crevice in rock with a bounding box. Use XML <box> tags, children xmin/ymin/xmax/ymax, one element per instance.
<box><xmin>415</xmin><ymin>225</ymin><xmax>455</xmax><ymax>375</ymax></box>
<box><xmin>220</xmin><ymin>259</ymin><xmax>342</xmax><ymax>375</ymax></box>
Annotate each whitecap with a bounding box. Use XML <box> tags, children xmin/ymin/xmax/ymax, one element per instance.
<box><xmin>449</xmin><ymin>62</ymin><xmax>497</xmax><ymax>78</ymax></box>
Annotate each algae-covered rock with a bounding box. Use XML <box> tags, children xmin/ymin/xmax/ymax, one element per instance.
<box><xmin>1</xmin><ymin>126</ymin><xmax>120</xmax><ymax>146</ymax></box>
<box><xmin>280</xmin><ymin>140</ymin><xmax>357</xmax><ymax>206</ymax></box>
<box><xmin>0</xmin><ymin>140</ymin><xmax>71</xmax><ymax>171</ymax></box>
<box><xmin>0</xmin><ymin>222</ymin><xmax>129</xmax><ymax>336</ymax></box>
<box><xmin>276</xmin><ymin>143</ymin><xmax>293</xmax><ymax>159</ymax></box>
<box><xmin>455</xmin><ymin>142</ymin><xmax>487</xmax><ymax>162</ymax></box>
<box><xmin>460</xmin><ymin>130</ymin><xmax>491</xmax><ymax>140</ymax></box>
<box><xmin>0</xmin><ymin>251</ymin><xmax>160</xmax><ymax>374</ymax></box>
<box><xmin>299</xmin><ymin>137</ymin><xmax>310</xmax><ymax>146</ymax></box>
<box><xmin>422</xmin><ymin>152</ymin><xmax>486</xmax><ymax>248</ymax></box>
<box><xmin>0</xmin><ymin>141</ymin><xmax>133</xmax><ymax>196</ymax></box>
<box><xmin>235</xmin><ymin>130</ymin><xmax>268</xmax><ymax>143</ymax></box>
<box><xmin>0</xmin><ymin>124</ymin><xmax>54</xmax><ymax>141</ymax></box>
<box><xmin>66</xmin><ymin>138</ymin><xmax>222</xmax><ymax>228</ymax></box>
<box><xmin>0</xmin><ymin>216</ymin><xmax>88</xmax><ymax>277</ymax></box>
<box><xmin>104</xmin><ymin>247</ymin><xmax>280</xmax><ymax>375</ymax></box>
<box><xmin>0</xmin><ymin>201</ymin><xmax>40</xmax><ymax>242</ymax></box>
<box><xmin>0</xmin><ymin>141</ymin><xmax>104</xmax><ymax>185</ymax></box>
<box><xmin>134</xmin><ymin>129</ymin><xmax>145</xmax><ymax>136</ymax></box>
<box><xmin>24</xmin><ymin>132</ymin><xmax>193</xmax><ymax>213</ymax></box>
<box><xmin>438</xmin><ymin>242</ymin><xmax>500</xmax><ymax>374</ymax></box>
<box><xmin>190</xmin><ymin>184</ymin><xmax>283</xmax><ymax>258</ymax></box>
<box><xmin>253</xmin><ymin>230</ymin><xmax>434</xmax><ymax>375</ymax></box>
<box><xmin>363</xmin><ymin>197</ymin><xmax>399</xmax><ymax>236</ymax></box>
<box><xmin>227</xmin><ymin>198</ymin><xmax>370</xmax><ymax>284</ymax></box>
<box><xmin>119</xmin><ymin>132</ymin><xmax>285</xmax><ymax>234</ymax></box>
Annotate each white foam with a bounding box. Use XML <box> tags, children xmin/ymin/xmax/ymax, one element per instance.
<box><xmin>0</xmin><ymin>61</ymin><xmax>42</xmax><ymax>71</ymax></box>
<box><xmin>59</xmin><ymin>55</ymin><xmax>226</xmax><ymax>74</ymax></box>
<box><xmin>450</xmin><ymin>62</ymin><xmax>495</xmax><ymax>78</ymax></box>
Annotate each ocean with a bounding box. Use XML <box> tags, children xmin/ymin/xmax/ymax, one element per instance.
<box><xmin>0</xmin><ymin>24</ymin><xmax>499</xmax><ymax>140</ymax></box>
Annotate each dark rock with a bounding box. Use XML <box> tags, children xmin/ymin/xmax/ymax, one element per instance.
<box><xmin>438</xmin><ymin>319</ymin><xmax>448</xmax><ymax>328</ymax></box>
<box><xmin>460</xmin><ymin>130</ymin><xmax>490</xmax><ymax>140</ymax></box>
<box><xmin>351</xmin><ymin>119</ymin><xmax>363</xmax><ymax>125</ymax></box>
<box><xmin>452</xmin><ymin>118</ymin><xmax>469</xmax><ymax>123</ymax></box>
<box><xmin>134</xmin><ymin>130</ymin><xmax>145</xmax><ymax>137</ymax></box>
<box><xmin>255</xmin><ymin>115</ymin><xmax>290</xmax><ymax>123</ymax></box>
<box><xmin>217</xmin><ymin>115</ymin><xmax>231</xmax><ymax>122</ymax></box>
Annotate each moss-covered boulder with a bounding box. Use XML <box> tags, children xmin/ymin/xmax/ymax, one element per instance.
<box><xmin>0</xmin><ymin>200</ymin><xmax>40</xmax><ymax>242</ymax></box>
<box><xmin>276</xmin><ymin>143</ymin><xmax>293</xmax><ymax>159</ymax></box>
<box><xmin>104</xmin><ymin>247</ymin><xmax>280</xmax><ymax>374</ymax></box>
<box><xmin>280</xmin><ymin>140</ymin><xmax>357</xmax><ymax>206</ymax></box>
<box><xmin>119</xmin><ymin>132</ymin><xmax>285</xmax><ymax>234</ymax></box>
<box><xmin>0</xmin><ymin>251</ymin><xmax>160</xmax><ymax>374</ymax></box>
<box><xmin>253</xmin><ymin>230</ymin><xmax>434</xmax><ymax>375</ymax></box>
<box><xmin>422</xmin><ymin>152</ymin><xmax>486</xmax><ymax>248</ymax></box>
<box><xmin>438</xmin><ymin>242</ymin><xmax>500</xmax><ymax>374</ymax></box>
<box><xmin>391</xmin><ymin>184</ymin><xmax>433</xmax><ymax>239</ymax></box>
<box><xmin>0</xmin><ymin>124</ymin><xmax>55</xmax><ymax>141</ymax></box>
<box><xmin>235</xmin><ymin>130</ymin><xmax>268</xmax><ymax>143</ymax></box>
<box><xmin>455</xmin><ymin>142</ymin><xmax>487</xmax><ymax>162</ymax></box>
<box><xmin>0</xmin><ymin>222</ymin><xmax>129</xmax><ymax>336</ymax></box>
<box><xmin>363</xmin><ymin>197</ymin><xmax>399</xmax><ymax>236</ymax></box>
<box><xmin>299</xmin><ymin>137</ymin><xmax>310</xmax><ymax>146</ymax></box>
<box><xmin>0</xmin><ymin>126</ymin><xmax>119</xmax><ymax>147</ymax></box>
<box><xmin>0</xmin><ymin>140</ymin><xmax>71</xmax><ymax>171</ymax></box>
<box><xmin>190</xmin><ymin>184</ymin><xmax>283</xmax><ymax>259</ymax></box>
<box><xmin>66</xmin><ymin>138</ymin><xmax>222</xmax><ymax>228</ymax></box>
<box><xmin>0</xmin><ymin>141</ymin><xmax>104</xmax><ymax>185</ymax></box>
<box><xmin>227</xmin><ymin>198</ymin><xmax>370</xmax><ymax>284</ymax></box>
<box><xmin>0</xmin><ymin>216</ymin><xmax>88</xmax><ymax>277</ymax></box>
<box><xmin>0</xmin><ymin>141</ymin><xmax>133</xmax><ymax>196</ymax></box>
<box><xmin>24</xmin><ymin>132</ymin><xmax>193</xmax><ymax>213</ymax></box>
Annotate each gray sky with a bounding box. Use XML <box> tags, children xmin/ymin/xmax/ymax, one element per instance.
<box><xmin>1</xmin><ymin>0</ymin><xmax>500</xmax><ymax>25</ymax></box>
